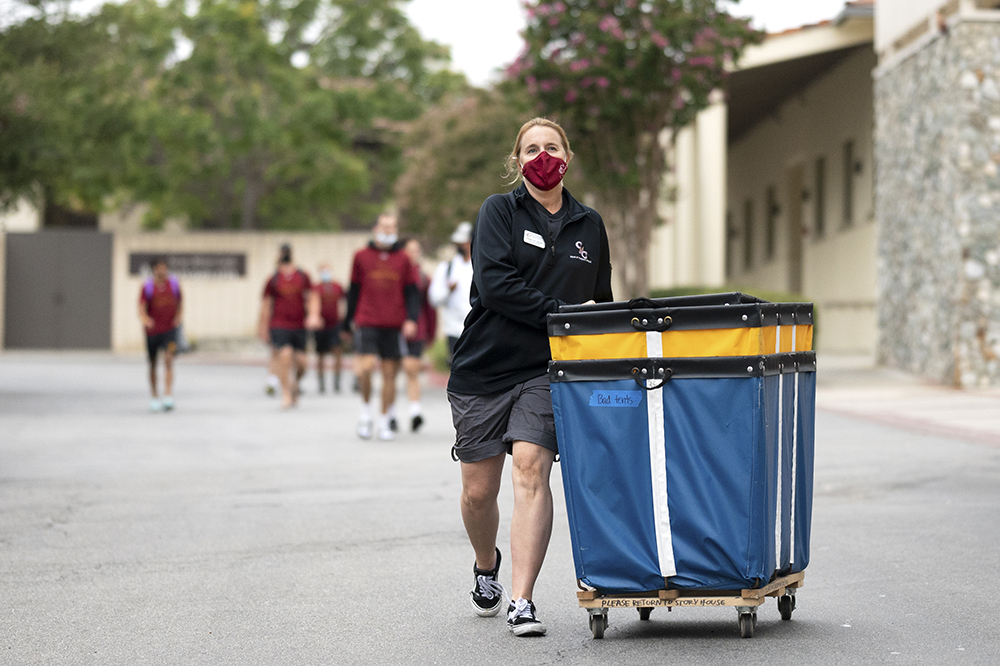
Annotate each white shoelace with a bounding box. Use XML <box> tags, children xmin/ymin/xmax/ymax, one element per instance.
<box><xmin>477</xmin><ymin>575</ymin><xmax>510</xmax><ymax>606</ymax></box>
<box><xmin>508</xmin><ymin>597</ymin><xmax>533</xmax><ymax>622</ymax></box>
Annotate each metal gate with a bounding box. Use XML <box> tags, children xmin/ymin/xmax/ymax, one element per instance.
<box><xmin>3</xmin><ymin>231</ymin><xmax>112</xmax><ymax>349</ymax></box>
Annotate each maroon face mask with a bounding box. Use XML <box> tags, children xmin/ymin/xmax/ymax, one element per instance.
<box><xmin>521</xmin><ymin>151</ymin><xmax>568</xmax><ymax>191</ymax></box>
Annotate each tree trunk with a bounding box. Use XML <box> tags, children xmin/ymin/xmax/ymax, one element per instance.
<box><xmin>593</xmin><ymin>131</ymin><xmax>666</xmax><ymax>299</ymax></box>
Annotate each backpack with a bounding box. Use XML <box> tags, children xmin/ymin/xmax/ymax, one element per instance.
<box><xmin>143</xmin><ymin>275</ymin><xmax>180</xmax><ymax>299</ymax></box>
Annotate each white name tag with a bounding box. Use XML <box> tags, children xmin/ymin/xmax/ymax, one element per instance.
<box><xmin>523</xmin><ymin>230</ymin><xmax>546</xmax><ymax>249</ymax></box>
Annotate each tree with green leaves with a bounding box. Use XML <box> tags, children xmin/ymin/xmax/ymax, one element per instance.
<box><xmin>133</xmin><ymin>0</ymin><xmax>373</xmax><ymax>230</ymax></box>
<box><xmin>0</xmin><ymin>0</ymin><xmax>174</xmax><ymax>221</ymax></box>
<box><xmin>134</xmin><ymin>0</ymin><xmax>466</xmax><ymax>230</ymax></box>
<box><xmin>394</xmin><ymin>87</ymin><xmax>537</xmax><ymax>244</ymax></box>
<box><xmin>0</xmin><ymin>0</ymin><xmax>466</xmax><ymax>230</ymax></box>
<box><xmin>507</xmin><ymin>0</ymin><xmax>760</xmax><ymax>296</ymax></box>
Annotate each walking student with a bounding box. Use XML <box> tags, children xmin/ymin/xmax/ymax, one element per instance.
<box><xmin>447</xmin><ymin>118</ymin><xmax>613</xmax><ymax>636</ymax></box>
<box><xmin>428</xmin><ymin>221</ymin><xmax>474</xmax><ymax>365</ymax></box>
<box><xmin>313</xmin><ymin>263</ymin><xmax>345</xmax><ymax>393</ymax></box>
<box><xmin>401</xmin><ymin>238</ymin><xmax>437</xmax><ymax>432</ymax></box>
<box><xmin>138</xmin><ymin>256</ymin><xmax>183</xmax><ymax>412</ymax></box>
<box><xmin>342</xmin><ymin>214</ymin><xmax>420</xmax><ymax>441</ymax></box>
<box><xmin>258</xmin><ymin>244</ymin><xmax>321</xmax><ymax>409</ymax></box>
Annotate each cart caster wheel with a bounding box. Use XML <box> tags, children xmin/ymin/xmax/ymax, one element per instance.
<box><xmin>738</xmin><ymin>612</ymin><xmax>756</xmax><ymax>638</ymax></box>
<box><xmin>589</xmin><ymin>612</ymin><xmax>608</xmax><ymax>639</ymax></box>
<box><xmin>778</xmin><ymin>594</ymin><xmax>795</xmax><ymax>621</ymax></box>
<box><xmin>638</xmin><ymin>607</ymin><xmax>652</xmax><ymax>621</ymax></box>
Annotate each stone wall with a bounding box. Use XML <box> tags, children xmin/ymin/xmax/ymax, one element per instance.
<box><xmin>875</xmin><ymin>20</ymin><xmax>1000</xmax><ymax>387</ymax></box>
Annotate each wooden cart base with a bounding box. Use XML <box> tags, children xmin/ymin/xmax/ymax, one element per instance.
<box><xmin>576</xmin><ymin>571</ymin><xmax>804</xmax><ymax>639</ymax></box>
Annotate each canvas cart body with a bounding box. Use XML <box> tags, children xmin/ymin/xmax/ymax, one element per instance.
<box><xmin>547</xmin><ymin>294</ymin><xmax>816</xmax><ymax>638</ymax></box>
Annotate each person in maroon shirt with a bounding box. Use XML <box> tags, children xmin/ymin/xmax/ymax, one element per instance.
<box><xmin>138</xmin><ymin>257</ymin><xmax>183</xmax><ymax>412</ymax></box>
<box><xmin>313</xmin><ymin>262</ymin><xmax>345</xmax><ymax>394</ymax></box>
<box><xmin>257</xmin><ymin>244</ymin><xmax>321</xmax><ymax>409</ymax></box>
<box><xmin>342</xmin><ymin>214</ymin><xmax>420</xmax><ymax>440</ymax></box>
<box><xmin>401</xmin><ymin>238</ymin><xmax>437</xmax><ymax>432</ymax></box>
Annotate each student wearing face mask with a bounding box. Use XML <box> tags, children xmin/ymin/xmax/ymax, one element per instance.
<box><xmin>447</xmin><ymin>118</ymin><xmax>613</xmax><ymax>636</ymax></box>
<box><xmin>312</xmin><ymin>263</ymin><xmax>345</xmax><ymax>394</ymax></box>
<box><xmin>428</xmin><ymin>221</ymin><xmax>474</xmax><ymax>366</ymax></box>
<box><xmin>258</xmin><ymin>244</ymin><xmax>322</xmax><ymax>410</ymax></box>
<box><xmin>342</xmin><ymin>214</ymin><xmax>420</xmax><ymax>441</ymax></box>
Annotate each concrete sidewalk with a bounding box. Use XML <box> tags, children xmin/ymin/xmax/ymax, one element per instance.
<box><xmin>815</xmin><ymin>354</ymin><xmax>1000</xmax><ymax>448</ymax></box>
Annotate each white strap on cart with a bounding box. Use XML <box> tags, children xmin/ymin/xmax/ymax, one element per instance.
<box><xmin>775</xmin><ymin>327</ymin><xmax>783</xmax><ymax>571</ymax></box>
<box><xmin>774</xmin><ymin>323</ymin><xmax>802</xmax><ymax>570</ymax></box>
<box><xmin>790</xmin><ymin>324</ymin><xmax>799</xmax><ymax>567</ymax></box>
<box><xmin>645</xmin><ymin>331</ymin><xmax>677</xmax><ymax>578</ymax></box>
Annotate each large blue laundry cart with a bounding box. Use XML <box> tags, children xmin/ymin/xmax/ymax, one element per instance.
<box><xmin>547</xmin><ymin>295</ymin><xmax>816</xmax><ymax>638</ymax></box>
<box><xmin>550</xmin><ymin>353</ymin><xmax>815</xmax><ymax>593</ymax></box>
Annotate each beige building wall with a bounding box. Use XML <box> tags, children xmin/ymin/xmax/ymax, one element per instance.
<box><xmin>650</xmin><ymin>101</ymin><xmax>728</xmax><ymax>290</ymax></box>
<box><xmin>726</xmin><ymin>47</ymin><xmax>878</xmax><ymax>354</ymax></box>
<box><xmin>112</xmin><ymin>232</ymin><xmax>371</xmax><ymax>353</ymax></box>
<box><xmin>875</xmin><ymin>0</ymin><xmax>949</xmax><ymax>53</ymax></box>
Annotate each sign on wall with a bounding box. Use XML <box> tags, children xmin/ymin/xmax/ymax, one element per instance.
<box><xmin>129</xmin><ymin>252</ymin><xmax>246</xmax><ymax>277</ymax></box>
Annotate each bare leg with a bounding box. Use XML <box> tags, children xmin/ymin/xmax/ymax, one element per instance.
<box><xmin>276</xmin><ymin>346</ymin><xmax>294</xmax><ymax>408</ymax></box>
<box><xmin>268</xmin><ymin>348</ymin><xmax>279</xmax><ymax>377</ymax></box>
<box><xmin>379</xmin><ymin>358</ymin><xmax>400</xmax><ymax>416</ymax></box>
<box><xmin>403</xmin><ymin>356</ymin><xmax>421</xmax><ymax>403</ymax></box>
<box><xmin>460</xmin><ymin>454</ymin><xmax>506</xmax><ymax>570</ymax></box>
<box><xmin>333</xmin><ymin>347</ymin><xmax>343</xmax><ymax>391</ymax></box>
<box><xmin>316</xmin><ymin>351</ymin><xmax>326</xmax><ymax>391</ymax></box>
<box><xmin>356</xmin><ymin>354</ymin><xmax>378</xmax><ymax>405</ymax></box>
<box><xmin>293</xmin><ymin>350</ymin><xmax>307</xmax><ymax>402</ymax></box>
<box><xmin>148</xmin><ymin>359</ymin><xmax>158</xmax><ymax>398</ymax></box>
<box><xmin>266</xmin><ymin>348</ymin><xmax>280</xmax><ymax>395</ymax></box>
<box><xmin>509</xmin><ymin>441</ymin><xmax>555</xmax><ymax>601</ymax></box>
<box><xmin>163</xmin><ymin>350</ymin><xmax>175</xmax><ymax>396</ymax></box>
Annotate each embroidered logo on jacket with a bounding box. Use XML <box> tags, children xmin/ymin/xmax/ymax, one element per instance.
<box><xmin>570</xmin><ymin>241</ymin><xmax>592</xmax><ymax>264</ymax></box>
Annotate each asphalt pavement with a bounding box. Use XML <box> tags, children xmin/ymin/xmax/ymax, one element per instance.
<box><xmin>1</xmin><ymin>351</ymin><xmax>999</xmax><ymax>665</ymax></box>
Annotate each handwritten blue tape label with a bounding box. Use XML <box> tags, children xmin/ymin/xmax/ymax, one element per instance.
<box><xmin>589</xmin><ymin>390</ymin><xmax>643</xmax><ymax>408</ymax></box>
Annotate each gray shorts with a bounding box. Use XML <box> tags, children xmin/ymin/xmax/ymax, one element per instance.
<box><xmin>447</xmin><ymin>374</ymin><xmax>557</xmax><ymax>463</ymax></box>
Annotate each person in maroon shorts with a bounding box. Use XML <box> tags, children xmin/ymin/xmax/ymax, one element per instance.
<box><xmin>138</xmin><ymin>257</ymin><xmax>183</xmax><ymax>412</ymax></box>
<box><xmin>342</xmin><ymin>214</ymin><xmax>420</xmax><ymax>440</ymax></box>
<box><xmin>258</xmin><ymin>244</ymin><xmax>321</xmax><ymax>409</ymax></box>
<box><xmin>313</xmin><ymin>262</ymin><xmax>345</xmax><ymax>393</ymax></box>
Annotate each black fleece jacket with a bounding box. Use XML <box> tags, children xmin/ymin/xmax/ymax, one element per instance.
<box><xmin>448</xmin><ymin>184</ymin><xmax>613</xmax><ymax>395</ymax></box>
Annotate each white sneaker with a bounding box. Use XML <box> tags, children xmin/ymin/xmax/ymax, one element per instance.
<box><xmin>150</xmin><ymin>398</ymin><xmax>163</xmax><ymax>413</ymax></box>
<box><xmin>357</xmin><ymin>419</ymin><xmax>373</xmax><ymax>440</ymax></box>
<box><xmin>162</xmin><ymin>396</ymin><xmax>174</xmax><ymax>411</ymax></box>
<box><xmin>377</xmin><ymin>423</ymin><xmax>396</xmax><ymax>441</ymax></box>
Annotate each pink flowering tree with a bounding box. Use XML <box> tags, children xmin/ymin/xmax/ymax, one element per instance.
<box><xmin>507</xmin><ymin>0</ymin><xmax>761</xmax><ymax>297</ymax></box>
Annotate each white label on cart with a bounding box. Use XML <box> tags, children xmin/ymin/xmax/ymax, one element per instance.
<box><xmin>589</xmin><ymin>390</ymin><xmax>643</xmax><ymax>407</ymax></box>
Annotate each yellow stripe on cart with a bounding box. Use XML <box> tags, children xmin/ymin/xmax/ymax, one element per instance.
<box><xmin>549</xmin><ymin>325</ymin><xmax>813</xmax><ymax>361</ymax></box>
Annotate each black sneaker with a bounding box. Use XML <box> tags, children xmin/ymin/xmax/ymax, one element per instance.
<box><xmin>389</xmin><ymin>417</ymin><xmax>398</xmax><ymax>432</ymax></box>
<box><xmin>507</xmin><ymin>598</ymin><xmax>546</xmax><ymax>636</ymax></box>
<box><xmin>470</xmin><ymin>548</ymin><xmax>505</xmax><ymax>617</ymax></box>
<box><xmin>411</xmin><ymin>414</ymin><xmax>424</xmax><ymax>432</ymax></box>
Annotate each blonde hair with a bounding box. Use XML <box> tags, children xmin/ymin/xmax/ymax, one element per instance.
<box><xmin>503</xmin><ymin>117</ymin><xmax>574</xmax><ymax>182</ymax></box>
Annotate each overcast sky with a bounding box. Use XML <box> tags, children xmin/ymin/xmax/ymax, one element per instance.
<box><xmin>406</xmin><ymin>0</ymin><xmax>853</xmax><ymax>87</ymax></box>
